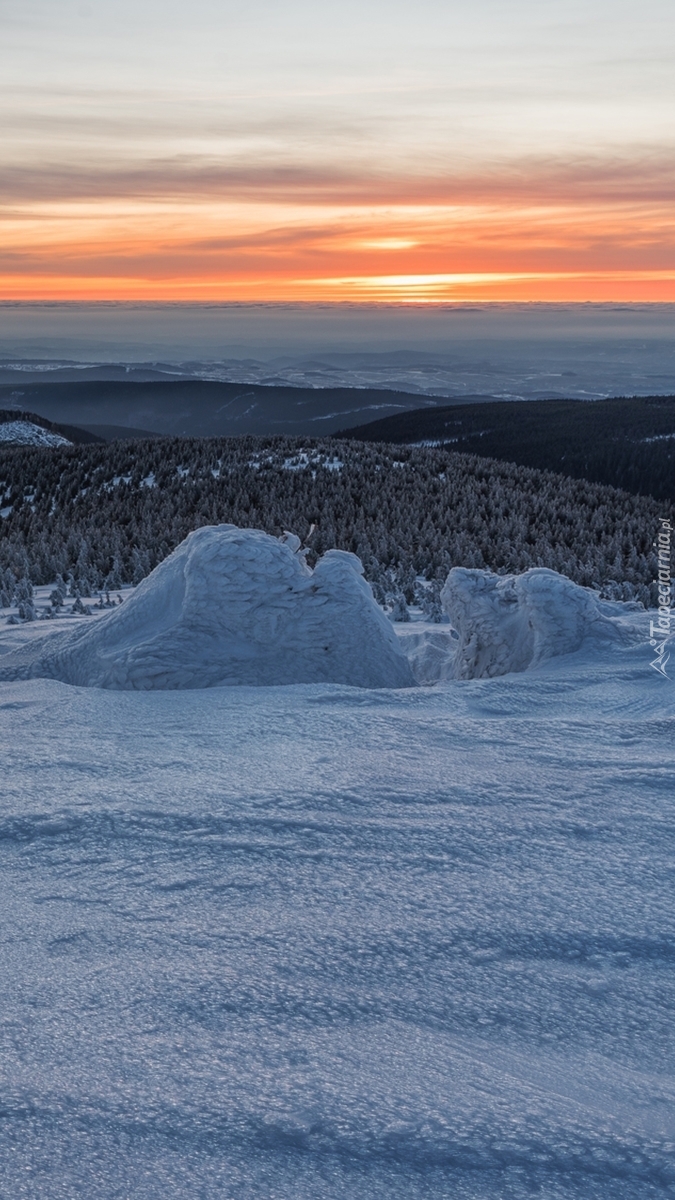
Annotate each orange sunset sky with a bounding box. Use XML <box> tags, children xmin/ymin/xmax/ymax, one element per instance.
<box><xmin>2</xmin><ymin>0</ymin><xmax>675</xmax><ymax>304</ymax></box>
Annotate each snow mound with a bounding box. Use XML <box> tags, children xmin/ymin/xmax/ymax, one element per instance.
<box><xmin>0</xmin><ymin>526</ymin><xmax>414</xmax><ymax>690</ymax></box>
<box><xmin>0</xmin><ymin>420</ymin><xmax>71</xmax><ymax>447</ymax></box>
<box><xmin>441</xmin><ymin>567</ymin><xmax>624</xmax><ymax>679</ymax></box>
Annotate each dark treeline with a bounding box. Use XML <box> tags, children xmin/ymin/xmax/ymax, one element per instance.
<box><xmin>0</xmin><ymin>436</ymin><xmax>671</xmax><ymax>608</ymax></box>
<box><xmin>338</xmin><ymin>395</ymin><xmax>675</xmax><ymax>503</ymax></box>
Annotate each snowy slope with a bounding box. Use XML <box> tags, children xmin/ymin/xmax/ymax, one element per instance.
<box><xmin>0</xmin><ymin>418</ymin><xmax>71</xmax><ymax>447</ymax></box>
<box><xmin>0</xmin><ymin>627</ymin><xmax>673</xmax><ymax>1199</ymax></box>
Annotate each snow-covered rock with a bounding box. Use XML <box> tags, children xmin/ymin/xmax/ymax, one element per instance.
<box><xmin>441</xmin><ymin>566</ymin><xmax>624</xmax><ymax>679</ymax></box>
<box><xmin>0</xmin><ymin>420</ymin><xmax>71</xmax><ymax>447</ymax></box>
<box><xmin>0</xmin><ymin>525</ymin><xmax>414</xmax><ymax>690</ymax></box>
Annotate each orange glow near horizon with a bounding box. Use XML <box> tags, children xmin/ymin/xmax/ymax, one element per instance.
<box><xmin>2</xmin><ymin>190</ymin><xmax>675</xmax><ymax>304</ymax></box>
<box><xmin>3</xmin><ymin>273</ymin><xmax>675</xmax><ymax>305</ymax></box>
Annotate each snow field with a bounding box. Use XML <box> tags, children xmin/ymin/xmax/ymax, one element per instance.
<box><xmin>0</xmin><ymin>522</ymin><xmax>672</xmax><ymax>1196</ymax></box>
<box><xmin>0</xmin><ymin>636</ymin><xmax>673</xmax><ymax>1198</ymax></box>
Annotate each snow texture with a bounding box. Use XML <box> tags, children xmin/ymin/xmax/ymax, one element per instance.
<box><xmin>0</xmin><ymin>419</ymin><xmax>71</xmax><ymax>447</ymax></box>
<box><xmin>0</xmin><ymin>624</ymin><xmax>673</xmax><ymax>1200</ymax></box>
<box><xmin>0</xmin><ymin>524</ymin><xmax>414</xmax><ymax>689</ymax></box>
<box><xmin>441</xmin><ymin>566</ymin><xmax>625</xmax><ymax>679</ymax></box>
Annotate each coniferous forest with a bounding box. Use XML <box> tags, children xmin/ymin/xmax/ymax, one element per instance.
<box><xmin>340</xmin><ymin>395</ymin><xmax>675</xmax><ymax>504</ymax></box>
<box><xmin>1</xmin><ymin>435</ymin><xmax>671</xmax><ymax>610</ymax></box>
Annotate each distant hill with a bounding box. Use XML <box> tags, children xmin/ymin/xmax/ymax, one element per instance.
<box><xmin>77</xmin><ymin>424</ymin><xmax>167</xmax><ymax>442</ymax></box>
<box><xmin>0</xmin><ymin>364</ymin><xmax>184</xmax><ymax>386</ymax></box>
<box><xmin>0</xmin><ymin>379</ymin><xmax>451</xmax><ymax>440</ymax></box>
<box><xmin>0</xmin><ymin>410</ymin><xmax>104</xmax><ymax>447</ymax></box>
<box><xmin>336</xmin><ymin>396</ymin><xmax>675</xmax><ymax>502</ymax></box>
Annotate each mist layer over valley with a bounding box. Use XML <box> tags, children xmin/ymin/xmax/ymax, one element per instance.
<box><xmin>3</xmin><ymin>302</ymin><xmax>675</xmax><ymax>406</ymax></box>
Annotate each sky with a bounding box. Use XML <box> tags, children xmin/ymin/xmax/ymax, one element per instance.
<box><xmin>2</xmin><ymin>0</ymin><xmax>675</xmax><ymax>303</ymax></box>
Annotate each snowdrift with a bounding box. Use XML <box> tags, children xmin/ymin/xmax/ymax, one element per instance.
<box><xmin>440</xmin><ymin>566</ymin><xmax>625</xmax><ymax>680</ymax></box>
<box><xmin>0</xmin><ymin>526</ymin><xmax>414</xmax><ymax>690</ymax></box>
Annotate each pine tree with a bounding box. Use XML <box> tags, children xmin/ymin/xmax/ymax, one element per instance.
<box><xmin>389</xmin><ymin>594</ymin><xmax>410</xmax><ymax>622</ymax></box>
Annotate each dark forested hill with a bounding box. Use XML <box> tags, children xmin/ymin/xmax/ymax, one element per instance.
<box><xmin>9</xmin><ymin>383</ymin><xmax>675</xmax><ymax>501</ymax></box>
<box><xmin>337</xmin><ymin>396</ymin><xmax>675</xmax><ymax>502</ymax></box>
<box><xmin>0</xmin><ymin>379</ymin><xmax>443</xmax><ymax>439</ymax></box>
<box><xmin>0</xmin><ymin>435</ymin><xmax>670</xmax><ymax>609</ymax></box>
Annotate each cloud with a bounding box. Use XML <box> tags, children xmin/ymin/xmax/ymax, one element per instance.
<box><xmin>1</xmin><ymin>146</ymin><xmax>673</xmax><ymax>301</ymax></box>
<box><xmin>1</xmin><ymin>148</ymin><xmax>675</xmax><ymax>208</ymax></box>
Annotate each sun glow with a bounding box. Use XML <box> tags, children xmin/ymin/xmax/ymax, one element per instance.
<box><xmin>360</xmin><ymin>238</ymin><xmax>419</xmax><ymax>250</ymax></box>
<box><xmin>1</xmin><ymin>190</ymin><xmax>674</xmax><ymax>302</ymax></box>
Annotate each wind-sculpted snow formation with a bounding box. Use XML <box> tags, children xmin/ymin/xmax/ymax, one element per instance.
<box><xmin>0</xmin><ymin>525</ymin><xmax>414</xmax><ymax>690</ymax></box>
<box><xmin>440</xmin><ymin>566</ymin><xmax>626</xmax><ymax>680</ymax></box>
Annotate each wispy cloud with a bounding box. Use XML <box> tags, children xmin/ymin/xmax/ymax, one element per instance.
<box><xmin>0</xmin><ymin>148</ymin><xmax>674</xmax><ymax>204</ymax></box>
